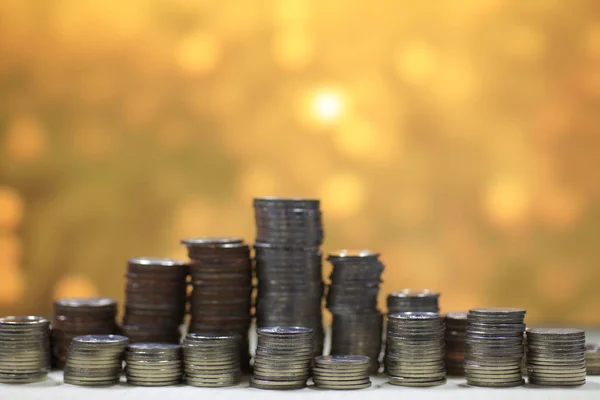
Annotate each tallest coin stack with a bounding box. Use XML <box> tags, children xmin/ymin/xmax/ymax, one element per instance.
<box><xmin>253</xmin><ymin>197</ymin><xmax>325</xmax><ymax>356</ymax></box>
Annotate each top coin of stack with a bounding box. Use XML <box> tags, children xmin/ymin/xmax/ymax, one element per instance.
<box><xmin>387</xmin><ymin>289</ymin><xmax>440</xmax><ymax>314</ymax></box>
<box><xmin>253</xmin><ymin>197</ymin><xmax>325</xmax><ymax>356</ymax></box>
<box><xmin>122</xmin><ymin>258</ymin><xmax>188</xmax><ymax>343</ymax></box>
<box><xmin>586</xmin><ymin>343</ymin><xmax>600</xmax><ymax>375</ymax></box>
<box><xmin>0</xmin><ymin>316</ymin><xmax>50</xmax><ymax>383</ymax></box>
<box><xmin>327</xmin><ymin>250</ymin><xmax>384</xmax><ymax>373</ymax></box>
<box><xmin>444</xmin><ymin>311</ymin><xmax>467</xmax><ymax>376</ymax></box>
<box><xmin>464</xmin><ymin>308</ymin><xmax>526</xmax><ymax>388</ymax></box>
<box><xmin>51</xmin><ymin>298</ymin><xmax>118</xmax><ymax>368</ymax></box>
<box><xmin>181</xmin><ymin>237</ymin><xmax>253</xmax><ymax>371</ymax></box>
<box><xmin>526</xmin><ymin>328</ymin><xmax>586</xmax><ymax>387</ymax></box>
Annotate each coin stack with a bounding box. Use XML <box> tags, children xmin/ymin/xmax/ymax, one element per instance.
<box><xmin>51</xmin><ymin>298</ymin><xmax>118</xmax><ymax>368</ymax></box>
<box><xmin>330</xmin><ymin>312</ymin><xmax>383</xmax><ymax>374</ymax></box>
<box><xmin>253</xmin><ymin>197</ymin><xmax>325</xmax><ymax>356</ymax></box>
<box><xmin>251</xmin><ymin>326</ymin><xmax>314</xmax><ymax>390</ymax></box>
<box><xmin>122</xmin><ymin>257</ymin><xmax>188</xmax><ymax>343</ymax></box>
<box><xmin>387</xmin><ymin>289</ymin><xmax>440</xmax><ymax>314</ymax></box>
<box><xmin>182</xmin><ymin>333</ymin><xmax>241</xmax><ymax>387</ymax></box>
<box><xmin>181</xmin><ymin>237</ymin><xmax>252</xmax><ymax>371</ymax></box>
<box><xmin>526</xmin><ymin>328</ymin><xmax>586</xmax><ymax>387</ymax></box>
<box><xmin>385</xmin><ymin>312</ymin><xmax>446</xmax><ymax>387</ymax></box>
<box><xmin>0</xmin><ymin>316</ymin><xmax>50</xmax><ymax>383</ymax></box>
<box><xmin>586</xmin><ymin>343</ymin><xmax>600</xmax><ymax>375</ymax></box>
<box><xmin>313</xmin><ymin>355</ymin><xmax>372</xmax><ymax>390</ymax></box>
<box><xmin>444</xmin><ymin>312</ymin><xmax>467</xmax><ymax>376</ymax></box>
<box><xmin>64</xmin><ymin>334</ymin><xmax>128</xmax><ymax>386</ymax></box>
<box><xmin>125</xmin><ymin>343</ymin><xmax>182</xmax><ymax>386</ymax></box>
<box><xmin>464</xmin><ymin>308</ymin><xmax>526</xmax><ymax>387</ymax></box>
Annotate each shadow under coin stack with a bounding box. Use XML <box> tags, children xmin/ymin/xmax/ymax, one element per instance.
<box><xmin>385</xmin><ymin>312</ymin><xmax>446</xmax><ymax>387</ymax></box>
<box><xmin>125</xmin><ymin>343</ymin><xmax>182</xmax><ymax>386</ymax></box>
<box><xmin>327</xmin><ymin>250</ymin><xmax>384</xmax><ymax>374</ymax></box>
<box><xmin>464</xmin><ymin>308</ymin><xmax>526</xmax><ymax>387</ymax></box>
<box><xmin>0</xmin><ymin>316</ymin><xmax>50</xmax><ymax>383</ymax></box>
<box><xmin>253</xmin><ymin>197</ymin><xmax>324</xmax><ymax>356</ymax></box>
<box><xmin>182</xmin><ymin>333</ymin><xmax>242</xmax><ymax>387</ymax></box>
<box><xmin>312</xmin><ymin>355</ymin><xmax>372</xmax><ymax>390</ymax></box>
<box><xmin>444</xmin><ymin>312</ymin><xmax>467</xmax><ymax>376</ymax></box>
<box><xmin>387</xmin><ymin>289</ymin><xmax>440</xmax><ymax>314</ymax></box>
<box><xmin>586</xmin><ymin>343</ymin><xmax>600</xmax><ymax>375</ymax></box>
<box><xmin>526</xmin><ymin>328</ymin><xmax>586</xmax><ymax>387</ymax></box>
<box><xmin>181</xmin><ymin>238</ymin><xmax>252</xmax><ymax>371</ymax></box>
<box><xmin>64</xmin><ymin>334</ymin><xmax>128</xmax><ymax>386</ymax></box>
<box><xmin>122</xmin><ymin>258</ymin><xmax>188</xmax><ymax>343</ymax></box>
<box><xmin>51</xmin><ymin>298</ymin><xmax>118</xmax><ymax>368</ymax></box>
<box><xmin>251</xmin><ymin>327</ymin><xmax>314</xmax><ymax>390</ymax></box>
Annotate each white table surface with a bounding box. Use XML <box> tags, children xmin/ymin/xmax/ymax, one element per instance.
<box><xmin>3</xmin><ymin>329</ymin><xmax>599</xmax><ymax>400</ymax></box>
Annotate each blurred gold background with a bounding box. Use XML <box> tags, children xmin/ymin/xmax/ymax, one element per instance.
<box><xmin>0</xmin><ymin>1</ymin><xmax>599</xmax><ymax>325</ymax></box>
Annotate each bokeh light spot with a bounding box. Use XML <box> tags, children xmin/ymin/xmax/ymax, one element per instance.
<box><xmin>0</xmin><ymin>265</ymin><xmax>25</xmax><ymax>305</ymax></box>
<box><xmin>310</xmin><ymin>88</ymin><xmax>345</xmax><ymax>125</ymax></box>
<box><xmin>393</xmin><ymin>42</ymin><xmax>438</xmax><ymax>84</ymax></box>
<box><xmin>484</xmin><ymin>178</ymin><xmax>531</xmax><ymax>229</ymax></box>
<box><xmin>53</xmin><ymin>274</ymin><xmax>99</xmax><ymax>299</ymax></box>
<box><xmin>176</xmin><ymin>30</ymin><xmax>221</xmax><ymax>74</ymax></box>
<box><xmin>4</xmin><ymin>116</ymin><xmax>46</xmax><ymax>162</ymax></box>
<box><xmin>319</xmin><ymin>172</ymin><xmax>366</xmax><ymax>219</ymax></box>
<box><xmin>272</xmin><ymin>26</ymin><xmax>313</xmax><ymax>70</ymax></box>
<box><xmin>0</xmin><ymin>187</ymin><xmax>25</xmax><ymax>230</ymax></box>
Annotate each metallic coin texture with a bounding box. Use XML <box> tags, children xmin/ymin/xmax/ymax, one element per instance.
<box><xmin>125</xmin><ymin>342</ymin><xmax>182</xmax><ymax>386</ymax></box>
<box><xmin>312</xmin><ymin>355</ymin><xmax>371</xmax><ymax>390</ymax></box>
<box><xmin>182</xmin><ymin>333</ymin><xmax>241</xmax><ymax>387</ymax></box>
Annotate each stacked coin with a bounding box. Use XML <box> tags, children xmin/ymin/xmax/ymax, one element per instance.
<box><xmin>64</xmin><ymin>334</ymin><xmax>128</xmax><ymax>386</ymax></box>
<box><xmin>313</xmin><ymin>355</ymin><xmax>372</xmax><ymax>390</ymax></box>
<box><xmin>182</xmin><ymin>333</ymin><xmax>241</xmax><ymax>387</ymax></box>
<box><xmin>51</xmin><ymin>298</ymin><xmax>118</xmax><ymax>368</ymax></box>
<box><xmin>125</xmin><ymin>343</ymin><xmax>182</xmax><ymax>386</ymax></box>
<box><xmin>0</xmin><ymin>316</ymin><xmax>50</xmax><ymax>383</ymax></box>
<box><xmin>387</xmin><ymin>289</ymin><xmax>440</xmax><ymax>314</ymax></box>
<box><xmin>526</xmin><ymin>328</ymin><xmax>586</xmax><ymax>386</ymax></box>
<box><xmin>181</xmin><ymin>237</ymin><xmax>252</xmax><ymax>371</ymax></box>
<box><xmin>253</xmin><ymin>197</ymin><xmax>325</xmax><ymax>356</ymax></box>
<box><xmin>444</xmin><ymin>312</ymin><xmax>467</xmax><ymax>376</ymax></box>
<box><xmin>251</xmin><ymin>326</ymin><xmax>314</xmax><ymax>390</ymax></box>
<box><xmin>586</xmin><ymin>343</ymin><xmax>600</xmax><ymax>375</ymax></box>
<box><xmin>330</xmin><ymin>311</ymin><xmax>383</xmax><ymax>374</ymax></box>
<box><xmin>464</xmin><ymin>308</ymin><xmax>526</xmax><ymax>387</ymax></box>
<box><xmin>122</xmin><ymin>257</ymin><xmax>188</xmax><ymax>343</ymax></box>
<box><xmin>385</xmin><ymin>312</ymin><xmax>446</xmax><ymax>387</ymax></box>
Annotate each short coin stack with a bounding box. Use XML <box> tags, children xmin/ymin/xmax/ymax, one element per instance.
<box><xmin>464</xmin><ymin>308</ymin><xmax>526</xmax><ymax>387</ymax></box>
<box><xmin>64</xmin><ymin>334</ymin><xmax>128</xmax><ymax>386</ymax></box>
<box><xmin>444</xmin><ymin>312</ymin><xmax>467</xmax><ymax>376</ymax></box>
<box><xmin>385</xmin><ymin>312</ymin><xmax>446</xmax><ymax>387</ymax></box>
<box><xmin>182</xmin><ymin>333</ymin><xmax>241</xmax><ymax>387</ymax></box>
<box><xmin>313</xmin><ymin>355</ymin><xmax>372</xmax><ymax>390</ymax></box>
<box><xmin>327</xmin><ymin>250</ymin><xmax>384</xmax><ymax>374</ymax></box>
<box><xmin>51</xmin><ymin>298</ymin><xmax>118</xmax><ymax>368</ymax></box>
<box><xmin>253</xmin><ymin>197</ymin><xmax>325</xmax><ymax>356</ymax></box>
<box><xmin>387</xmin><ymin>289</ymin><xmax>440</xmax><ymax>314</ymax></box>
<box><xmin>586</xmin><ymin>343</ymin><xmax>600</xmax><ymax>375</ymax></box>
<box><xmin>251</xmin><ymin>326</ymin><xmax>314</xmax><ymax>390</ymax></box>
<box><xmin>125</xmin><ymin>343</ymin><xmax>182</xmax><ymax>386</ymax></box>
<box><xmin>181</xmin><ymin>237</ymin><xmax>252</xmax><ymax>371</ymax></box>
<box><xmin>526</xmin><ymin>328</ymin><xmax>586</xmax><ymax>387</ymax></box>
<box><xmin>122</xmin><ymin>257</ymin><xmax>188</xmax><ymax>343</ymax></box>
<box><xmin>0</xmin><ymin>316</ymin><xmax>50</xmax><ymax>383</ymax></box>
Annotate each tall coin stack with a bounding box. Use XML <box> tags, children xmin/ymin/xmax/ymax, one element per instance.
<box><xmin>182</xmin><ymin>333</ymin><xmax>242</xmax><ymax>387</ymax></box>
<box><xmin>181</xmin><ymin>238</ymin><xmax>253</xmax><ymax>371</ymax></box>
<box><xmin>312</xmin><ymin>355</ymin><xmax>372</xmax><ymax>390</ymax></box>
<box><xmin>251</xmin><ymin>327</ymin><xmax>314</xmax><ymax>390</ymax></box>
<box><xmin>586</xmin><ymin>343</ymin><xmax>600</xmax><ymax>375</ymax></box>
<box><xmin>444</xmin><ymin>312</ymin><xmax>467</xmax><ymax>376</ymax></box>
<box><xmin>385</xmin><ymin>312</ymin><xmax>446</xmax><ymax>387</ymax></box>
<box><xmin>125</xmin><ymin>343</ymin><xmax>182</xmax><ymax>386</ymax></box>
<box><xmin>526</xmin><ymin>328</ymin><xmax>586</xmax><ymax>387</ymax></box>
<box><xmin>122</xmin><ymin>257</ymin><xmax>188</xmax><ymax>343</ymax></box>
<box><xmin>387</xmin><ymin>289</ymin><xmax>440</xmax><ymax>314</ymax></box>
<box><xmin>64</xmin><ymin>334</ymin><xmax>128</xmax><ymax>386</ymax></box>
<box><xmin>51</xmin><ymin>298</ymin><xmax>118</xmax><ymax>368</ymax></box>
<box><xmin>327</xmin><ymin>250</ymin><xmax>384</xmax><ymax>373</ymax></box>
<box><xmin>253</xmin><ymin>197</ymin><xmax>324</xmax><ymax>356</ymax></box>
<box><xmin>465</xmin><ymin>308</ymin><xmax>526</xmax><ymax>387</ymax></box>
<box><xmin>0</xmin><ymin>316</ymin><xmax>50</xmax><ymax>383</ymax></box>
